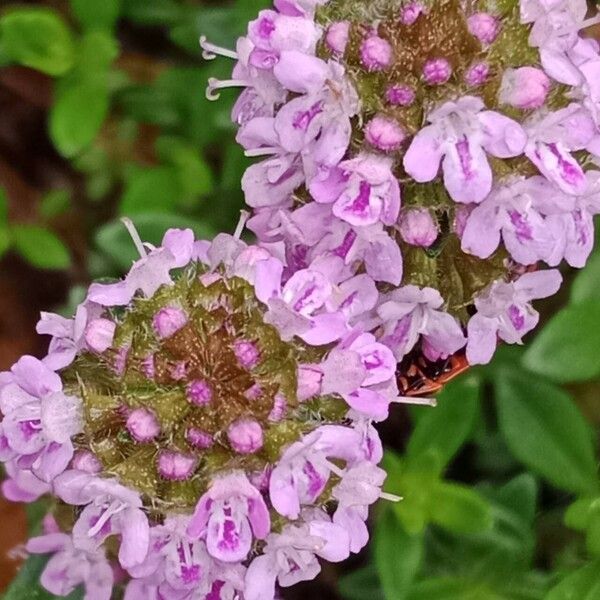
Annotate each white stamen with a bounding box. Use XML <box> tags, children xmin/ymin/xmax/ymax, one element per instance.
<box><xmin>206</xmin><ymin>78</ymin><xmax>248</xmax><ymax>101</ymax></box>
<box><xmin>234</xmin><ymin>210</ymin><xmax>250</xmax><ymax>239</ymax></box>
<box><xmin>380</xmin><ymin>492</ymin><xmax>403</xmax><ymax>503</ymax></box>
<box><xmin>323</xmin><ymin>458</ymin><xmax>345</xmax><ymax>478</ymax></box>
<box><xmin>394</xmin><ymin>395</ymin><xmax>438</xmax><ymax>407</ymax></box>
<box><xmin>245</xmin><ymin>147</ymin><xmax>280</xmax><ymax>157</ymax></box>
<box><xmin>200</xmin><ymin>36</ymin><xmax>239</xmax><ymax>61</ymax></box>
<box><xmin>88</xmin><ymin>501</ymin><xmax>127</xmax><ymax>538</ymax></box>
<box><xmin>121</xmin><ymin>218</ymin><xmax>148</xmax><ymax>259</ymax></box>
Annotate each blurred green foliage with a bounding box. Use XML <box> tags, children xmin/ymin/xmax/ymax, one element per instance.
<box><xmin>1</xmin><ymin>1</ymin><xmax>600</xmax><ymax>599</ymax></box>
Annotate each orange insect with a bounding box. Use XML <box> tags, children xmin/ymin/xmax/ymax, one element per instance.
<box><xmin>397</xmin><ymin>349</ymin><xmax>470</xmax><ymax>397</ymax></box>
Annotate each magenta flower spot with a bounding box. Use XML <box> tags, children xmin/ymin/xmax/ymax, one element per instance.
<box><xmin>326</xmin><ymin>21</ymin><xmax>350</xmax><ymax>54</ymax></box>
<box><xmin>245</xmin><ymin>383</ymin><xmax>263</xmax><ymax>400</ymax></box>
<box><xmin>234</xmin><ymin>340</ymin><xmax>261</xmax><ymax>369</ymax></box>
<box><xmin>467</xmin><ymin>12</ymin><xmax>500</xmax><ymax>45</ymax></box>
<box><xmin>153</xmin><ymin>306</ymin><xmax>188</xmax><ymax>339</ymax></box>
<box><xmin>385</xmin><ymin>84</ymin><xmax>415</xmax><ymax>106</ymax></box>
<box><xmin>360</xmin><ymin>36</ymin><xmax>393</xmax><ymax>71</ymax></box>
<box><xmin>268</xmin><ymin>393</ymin><xmax>287</xmax><ymax>422</ymax></box>
<box><xmin>465</xmin><ymin>62</ymin><xmax>490</xmax><ymax>86</ymax></box>
<box><xmin>227</xmin><ymin>419</ymin><xmax>264</xmax><ymax>454</ymax></box>
<box><xmin>423</xmin><ymin>58</ymin><xmax>452</xmax><ymax>85</ymax></box>
<box><xmin>157</xmin><ymin>450</ymin><xmax>198</xmax><ymax>481</ymax></box>
<box><xmin>186</xmin><ymin>379</ymin><xmax>213</xmax><ymax>406</ymax></box>
<box><xmin>399</xmin><ymin>209</ymin><xmax>440</xmax><ymax>247</ymax></box>
<box><xmin>186</xmin><ymin>427</ymin><xmax>214</xmax><ymax>450</ymax></box>
<box><xmin>126</xmin><ymin>408</ymin><xmax>161</xmax><ymax>443</ymax></box>
<box><xmin>364</xmin><ymin>115</ymin><xmax>406</xmax><ymax>152</ymax></box>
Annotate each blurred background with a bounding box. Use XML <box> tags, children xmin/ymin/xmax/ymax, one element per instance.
<box><xmin>1</xmin><ymin>1</ymin><xmax>600</xmax><ymax>599</ymax></box>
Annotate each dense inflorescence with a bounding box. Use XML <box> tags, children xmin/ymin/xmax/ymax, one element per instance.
<box><xmin>203</xmin><ymin>0</ymin><xmax>600</xmax><ymax>365</ymax></box>
<box><xmin>1</xmin><ymin>226</ymin><xmax>406</xmax><ymax>600</ymax></box>
<box><xmin>4</xmin><ymin>1</ymin><xmax>600</xmax><ymax>599</ymax></box>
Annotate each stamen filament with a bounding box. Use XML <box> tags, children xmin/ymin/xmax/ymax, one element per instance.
<box><xmin>121</xmin><ymin>218</ymin><xmax>148</xmax><ymax>259</ymax></box>
<box><xmin>200</xmin><ymin>36</ymin><xmax>239</xmax><ymax>61</ymax></box>
<box><xmin>206</xmin><ymin>78</ymin><xmax>248</xmax><ymax>101</ymax></box>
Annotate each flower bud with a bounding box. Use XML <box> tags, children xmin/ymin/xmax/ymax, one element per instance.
<box><xmin>157</xmin><ymin>451</ymin><xmax>198</xmax><ymax>481</ymax></box>
<box><xmin>499</xmin><ymin>67</ymin><xmax>551</xmax><ymax>109</ymax></box>
<box><xmin>423</xmin><ymin>58</ymin><xmax>452</xmax><ymax>85</ymax></box>
<box><xmin>186</xmin><ymin>427</ymin><xmax>214</xmax><ymax>450</ymax></box>
<box><xmin>399</xmin><ymin>209</ymin><xmax>439</xmax><ymax>247</ymax></box>
<box><xmin>465</xmin><ymin>62</ymin><xmax>490</xmax><ymax>87</ymax></box>
<box><xmin>126</xmin><ymin>408</ymin><xmax>161</xmax><ymax>442</ymax></box>
<box><xmin>360</xmin><ymin>36</ymin><xmax>393</xmax><ymax>71</ymax></box>
<box><xmin>187</xmin><ymin>379</ymin><xmax>213</xmax><ymax>406</ymax></box>
<box><xmin>326</xmin><ymin>21</ymin><xmax>350</xmax><ymax>55</ymax></box>
<box><xmin>152</xmin><ymin>307</ymin><xmax>187</xmax><ymax>339</ymax></box>
<box><xmin>400</xmin><ymin>2</ymin><xmax>425</xmax><ymax>25</ymax></box>
<box><xmin>467</xmin><ymin>12</ymin><xmax>500</xmax><ymax>45</ymax></box>
<box><xmin>84</xmin><ymin>318</ymin><xmax>116</xmax><ymax>353</ymax></box>
<box><xmin>385</xmin><ymin>84</ymin><xmax>415</xmax><ymax>106</ymax></box>
<box><xmin>227</xmin><ymin>418</ymin><xmax>264</xmax><ymax>454</ymax></box>
<box><xmin>234</xmin><ymin>340</ymin><xmax>261</xmax><ymax>369</ymax></box>
<box><xmin>365</xmin><ymin>116</ymin><xmax>406</xmax><ymax>152</ymax></box>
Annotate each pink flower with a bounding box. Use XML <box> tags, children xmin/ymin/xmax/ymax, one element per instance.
<box><xmin>525</xmin><ymin>104</ymin><xmax>595</xmax><ymax>195</ymax></box>
<box><xmin>326</xmin><ymin>21</ymin><xmax>350</xmax><ymax>54</ymax></box>
<box><xmin>423</xmin><ymin>58</ymin><xmax>452</xmax><ymax>85</ymax></box>
<box><xmin>404</xmin><ymin>96</ymin><xmax>527</xmax><ymax>203</ymax></box>
<box><xmin>310</xmin><ymin>153</ymin><xmax>401</xmax><ymax>227</ymax></box>
<box><xmin>27</xmin><ymin>532</ymin><xmax>113</xmax><ymax>600</ymax></box>
<box><xmin>0</xmin><ymin>356</ymin><xmax>82</xmax><ymax>483</ymax></box>
<box><xmin>461</xmin><ymin>176</ymin><xmax>559</xmax><ymax>265</ymax></box>
<box><xmin>377</xmin><ymin>286</ymin><xmax>466</xmax><ymax>361</ymax></box>
<box><xmin>244</xmin><ymin>515</ymin><xmax>350</xmax><ymax>600</ymax></box>
<box><xmin>399</xmin><ymin>208</ymin><xmax>439</xmax><ymax>247</ymax></box>
<box><xmin>466</xmin><ymin>270</ymin><xmax>562</xmax><ymax>364</ymax></box>
<box><xmin>187</xmin><ymin>471</ymin><xmax>271</xmax><ymax>563</ymax></box>
<box><xmin>364</xmin><ymin>115</ymin><xmax>406</xmax><ymax>152</ymax></box>
<box><xmin>53</xmin><ymin>470</ymin><xmax>150</xmax><ymax>569</ymax></box>
<box><xmin>88</xmin><ymin>229</ymin><xmax>195</xmax><ymax>306</ymax></box>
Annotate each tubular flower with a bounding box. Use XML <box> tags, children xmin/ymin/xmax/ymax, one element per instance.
<box><xmin>203</xmin><ymin>0</ymin><xmax>600</xmax><ymax>366</ymax></box>
<box><xmin>2</xmin><ymin>226</ymin><xmax>406</xmax><ymax>599</ymax></box>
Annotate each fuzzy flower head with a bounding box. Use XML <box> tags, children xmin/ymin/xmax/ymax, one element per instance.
<box><xmin>2</xmin><ymin>224</ymin><xmax>400</xmax><ymax>600</ymax></box>
<box><xmin>202</xmin><ymin>0</ymin><xmax>600</xmax><ymax>368</ymax></box>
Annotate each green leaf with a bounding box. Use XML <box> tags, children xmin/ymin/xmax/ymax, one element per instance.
<box><xmin>339</xmin><ymin>565</ymin><xmax>385</xmax><ymax>600</ymax></box>
<box><xmin>25</xmin><ymin>499</ymin><xmax>50</xmax><ymax>536</ymax></box>
<box><xmin>0</xmin><ymin>8</ymin><xmax>75</xmax><ymax>76</ymax></box>
<box><xmin>50</xmin><ymin>76</ymin><xmax>110</xmax><ymax>158</ymax></box>
<box><xmin>407</xmin><ymin>578</ymin><xmax>484</xmax><ymax>600</ymax></box>
<box><xmin>70</xmin><ymin>0</ymin><xmax>122</xmax><ymax>31</ymax></box>
<box><xmin>494</xmin><ymin>474</ymin><xmax>538</xmax><ymax>528</ymax></box>
<box><xmin>546</xmin><ymin>560</ymin><xmax>600</xmax><ymax>600</ymax></box>
<box><xmin>119</xmin><ymin>166</ymin><xmax>181</xmax><ymax>216</ymax></box>
<box><xmin>496</xmin><ymin>369</ymin><xmax>598</xmax><ymax>494</ymax></box>
<box><xmin>571</xmin><ymin>250</ymin><xmax>600</xmax><ymax>305</ymax></box>
<box><xmin>11</xmin><ymin>225</ymin><xmax>71</xmax><ymax>270</ymax></box>
<box><xmin>523</xmin><ymin>302</ymin><xmax>600</xmax><ymax>383</ymax></box>
<box><xmin>0</xmin><ymin>187</ymin><xmax>8</xmax><ymax>223</ymax></box>
<box><xmin>121</xmin><ymin>0</ymin><xmax>184</xmax><ymax>26</ymax></box>
<box><xmin>74</xmin><ymin>31</ymin><xmax>120</xmax><ymax>75</ymax></box>
<box><xmin>375</xmin><ymin>507</ymin><xmax>423</xmax><ymax>600</ymax></box>
<box><xmin>95</xmin><ymin>213</ymin><xmax>216</xmax><ymax>271</ymax></box>
<box><xmin>40</xmin><ymin>190</ymin><xmax>71</xmax><ymax>219</ymax></box>
<box><xmin>155</xmin><ymin>136</ymin><xmax>214</xmax><ymax>204</ymax></box>
<box><xmin>429</xmin><ymin>481</ymin><xmax>493</xmax><ymax>534</ymax></box>
<box><xmin>407</xmin><ymin>377</ymin><xmax>480</xmax><ymax>469</ymax></box>
<box><xmin>3</xmin><ymin>554</ymin><xmax>83</xmax><ymax>600</ymax></box>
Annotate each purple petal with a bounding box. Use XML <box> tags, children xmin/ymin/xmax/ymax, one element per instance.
<box><xmin>403</xmin><ymin>125</ymin><xmax>443</xmax><ymax>182</ymax></box>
